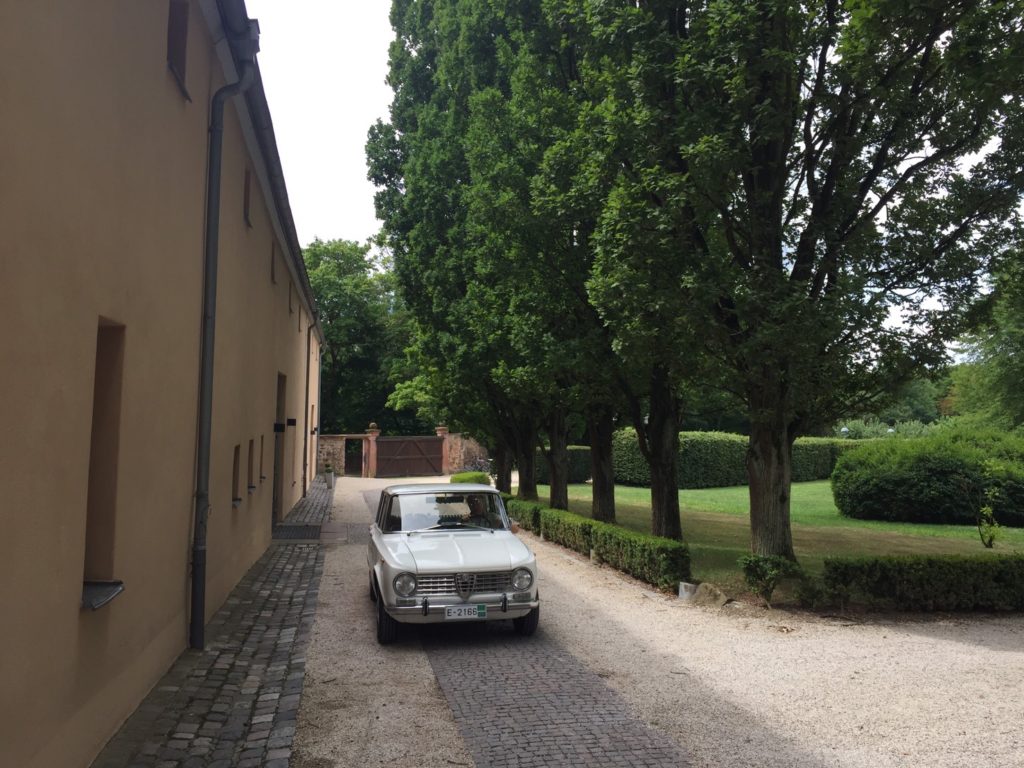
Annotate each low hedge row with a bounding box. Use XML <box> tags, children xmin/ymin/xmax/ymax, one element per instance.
<box><xmin>831</xmin><ymin>431</ymin><xmax>1024</xmax><ymax>526</ymax></box>
<box><xmin>612</xmin><ymin>429</ymin><xmax>861</xmax><ymax>488</ymax></box>
<box><xmin>450</xmin><ymin>471</ymin><xmax>491</xmax><ymax>485</ymax></box>
<box><xmin>534</xmin><ymin>446</ymin><xmax>592</xmax><ymax>484</ymax></box>
<box><xmin>504</xmin><ymin>498</ymin><xmax>690</xmax><ymax>589</ymax></box>
<box><xmin>821</xmin><ymin>555</ymin><xmax>1024</xmax><ymax>611</ymax></box>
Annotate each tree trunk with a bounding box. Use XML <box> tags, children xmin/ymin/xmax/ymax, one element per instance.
<box><xmin>635</xmin><ymin>366</ymin><xmax>682</xmax><ymax>540</ymax></box>
<box><xmin>546</xmin><ymin>410</ymin><xmax>570</xmax><ymax>510</ymax></box>
<box><xmin>493</xmin><ymin>444</ymin><xmax>512</xmax><ymax>494</ymax></box>
<box><xmin>516</xmin><ymin>446</ymin><xmax>538</xmax><ymax>500</ymax></box>
<box><xmin>746</xmin><ymin>421</ymin><xmax>797</xmax><ymax>560</ymax></box>
<box><xmin>514</xmin><ymin>417</ymin><xmax>539</xmax><ymax>501</ymax></box>
<box><xmin>587</xmin><ymin>408</ymin><xmax>616</xmax><ymax>523</ymax></box>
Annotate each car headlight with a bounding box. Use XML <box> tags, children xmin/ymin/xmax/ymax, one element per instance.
<box><xmin>511</xmin><ymin>567</ymin><xmax>533</xmax><ymax>591</ymax></box>
<box><xmin>393</xmin><ymin>572</ymin><xmax>417</xmax><ymax>597</ymax></box>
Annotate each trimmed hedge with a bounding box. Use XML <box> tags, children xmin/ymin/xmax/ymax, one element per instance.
<box><xmin>504</xmin><ymin>498</ymin><xmax>690</xmax><ymax>589</ymax></box>
<box><xmin>612</xmin><ymin>429</ymin><xmax>861</xmax><ymax>488</ymax></box>
<box><xmin>831</xmin><ymin>431</ymin><xmax>1024</xmax><ymax>526</ymax></box>
<box><xmin>450</xmin><ymin>471</ymin><xmax>491</xmax><ymax>485</ymax></box>
<box><xmin>822</xmin><ymin>555</ymin><xmax>1024</xmax><ymax>611</ymax></box>
<box><xmin>535</xmin><ymin>446</ymin><xmax>592</xmax><ymax>484</ymax></box>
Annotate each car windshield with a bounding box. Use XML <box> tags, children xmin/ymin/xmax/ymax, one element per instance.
<box><xmin>384</xmin><ymin>492</ymin><xmax>507</xmax><ymax>533</ymax></box>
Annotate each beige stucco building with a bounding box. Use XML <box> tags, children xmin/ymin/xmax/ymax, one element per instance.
<box><xmin>0</xmin><ymin>2</ymin><xmax>322</xmax><ymax>766</ymax></box>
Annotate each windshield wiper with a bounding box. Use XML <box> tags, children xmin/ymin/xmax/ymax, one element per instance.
<box><xmin>407</xmin><ymin>522</ymin><xmax>493</xmax><ymax>534</ymax></box>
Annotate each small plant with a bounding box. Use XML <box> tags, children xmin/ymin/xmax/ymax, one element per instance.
<box><xmin>324</xmin><ymin>463</ymin><xmax>334</xmax><ymax>474</ymax></box>
<box><xmin>738</xmin><ymin>554</ymin><xmax>802</xmax><ymax>608</ymax></box>
<box><xmin>978</xmin><ymin>461</ymin><xmax>1003</xmax><ymax>548</ymax></box>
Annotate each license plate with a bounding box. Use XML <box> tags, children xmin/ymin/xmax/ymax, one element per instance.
<box><xmin>445</xmin><ymin>605</ymin><xmax>486</xmax><ymax>620</ymax></box>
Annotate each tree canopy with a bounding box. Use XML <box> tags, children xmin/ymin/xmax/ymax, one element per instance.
<box><xmin>369</xmin><ymin>0</ymin><xmax>1024</xmax><ymax>553</ymax></box>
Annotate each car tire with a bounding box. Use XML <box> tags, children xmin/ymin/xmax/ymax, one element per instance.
<box><xmin>513</xmin><ymin>606</ymin><xmax>539</xmax><ymax>636</ymax></box>
<box><xmin>369</xmin><ymin>571</ymin><xmax>377</xmax><ymax>603</ymax></box>
<box><xmin>376</xmin><ymin>590</ymin><xmax>400</xmax><ymax>645</ymax></box>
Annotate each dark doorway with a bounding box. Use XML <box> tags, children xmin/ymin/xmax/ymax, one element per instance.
<box><xmin>272</xmin><ymin>374</ymin><xmax>287</xmax><ymax>524</ymax></box>
<box><xmin>344</xmin><ymin>439</ymin><xmax>363</xmax><ymax>476</ymax></box>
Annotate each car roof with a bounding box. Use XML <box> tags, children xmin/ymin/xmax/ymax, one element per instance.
<box><xmin>383</xmin><ymin>483</ymin><xmax>497</xmax><ymax>495</ymax></box>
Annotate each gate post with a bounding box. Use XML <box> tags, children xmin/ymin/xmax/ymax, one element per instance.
<box><xmin>436</xmin><ymin>425</ymin><xmax>451</xmax><ymax>475</ymax></box>
<box><xmin>366</xmin><ymin>423</ymin><xmax>381</xmax><ymax>478</ymax></box>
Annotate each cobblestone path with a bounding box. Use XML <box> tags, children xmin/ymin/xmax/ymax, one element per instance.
<box><xmin>424</xmin><ymin>630</ymin><xmax>691</xmax><ymax>768</ymax></box>
<box><xmin>91</xmin><ymin>482</ymin><xmax>329</xmax><ymax>768</ymax></box>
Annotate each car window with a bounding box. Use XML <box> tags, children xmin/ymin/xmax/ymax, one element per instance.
<box><xmin>385</xmin><ymin>493</ymin><xmax>506</xmax><ymax>532</ymax></box>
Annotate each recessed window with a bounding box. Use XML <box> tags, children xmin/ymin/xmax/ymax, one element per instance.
<box><xmin>166</xmin><ymin>0</ymin><xmax>190</xmax><ymax>100</ymax></box>
<box><xmin>244</xmin><ymin>168</ymin><xmax>253</xmax><ymax>228</ymax></box>
<box><xmin>247</xmin><ymin>439</ymin><xmax>255</xmax><ymax>493</ymax></box>
<box><xmin>83</xmin><ymin>320</ymin><xmax>125</xmax><ymax>602</ymax></box>
<box><xmin>232</xmin><ymin>444</ymin><xmax>242</xmax><ymax>507</ymax></box>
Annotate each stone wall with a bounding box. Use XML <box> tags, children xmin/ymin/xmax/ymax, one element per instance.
<box><xmin>447</xmin><ymin>433</ymin><xmax>489</xmax><ymax>473</ymax></box>
<box><xmin>317</xmin><ymin>435</ymin><xmax>346</xmax><ymax>474</ymax></box>
<box><xmin>318</xmin><ymin>430</ymin><xmax>489</xmax><ymax>477</ymax></box>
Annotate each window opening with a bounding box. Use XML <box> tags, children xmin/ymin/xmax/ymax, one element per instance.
<box><xmin>167</xmin><ymin>0</ymin><xmax>190</xmax><ymax>99</ymax></box>
<box><xmin>82</xmin><ymin>319</ymin><xmax>126</xmax><ymax>608</ymax></box>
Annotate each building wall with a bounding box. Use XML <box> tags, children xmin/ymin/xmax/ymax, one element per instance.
<box><xmin>0</xmin><ymin>3</ymin><xmax>319</xmax><ymax>767</ymax></box>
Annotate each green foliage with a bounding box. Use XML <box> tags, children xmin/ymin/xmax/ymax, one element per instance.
<box><xmin>832</xmin><ymin>432</ymin><xmax>1024</xmax><ymax>527</ymax></box>
<box><xmin>304</xmin><ymin>239</ymin><xmax>429</xmax><ymax>434</ymax></box>
<box><xmin>822</xmin><ymin>555</ymin><xmax>1024</xmax><ymax>611</ymax></box>
<box><xmin>738</xmin><ymin>555</ymin><xmax>803</xmax><ymax>608</ymax></box>
<box><xmin>833</xmin><ymin>418</ymin><xmax>936</xmax><ymax>439</ymax></box>
<box><xmin>613</xmin><ymin>429</ymin><xmax>857</xmax><ymax>488</ymax></box>
<box><xmin>535</xmin><ymin>446</ymin><xmax>592</xmax><ymax>485</ymax></box>
<box><xmin>450</xmin><ymin>471</ymin><xmax>491</xmax><ymax>486</ymax></box>
<box><xmin>505</xmin><ymin>499</ymin><xmax>690</xmax><ymax>589</ymax></box>
<box><xmin>858</xmin><ymin>378</ymin><xmax>943</xmax><ymax>425</ymax></box>
<box><xmin>953</xmin><ymin>259</ymin><xmax>1024</xmax><ymax>429</ymax></box>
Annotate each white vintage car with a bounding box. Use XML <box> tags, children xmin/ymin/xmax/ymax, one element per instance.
<box><xmin>367</xmin><ymin>483</ymin><xmax>540</xmax><ymax>644</ymax></box>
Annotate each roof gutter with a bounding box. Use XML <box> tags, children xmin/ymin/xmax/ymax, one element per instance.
<box><xmin>189</xmin><ymin>50</ymin><xmax>257</xmax><ymax>651</ymax></box>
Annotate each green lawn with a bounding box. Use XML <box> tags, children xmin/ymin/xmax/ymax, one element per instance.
<box><xmin>533</xmin><ymin>481</ymin><xmax>1024</xmax><ymax>595</ymax></box>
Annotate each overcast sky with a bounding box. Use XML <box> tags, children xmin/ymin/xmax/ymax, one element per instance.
<box><xmin>245</xmin><ymin>1</ymin><xmax>393</xmax><ymax>248</ymax></box>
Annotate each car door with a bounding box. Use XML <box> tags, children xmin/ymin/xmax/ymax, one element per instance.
<box><xmin>367</xmin><ymin>491</ymin><xmax>389</xmax><ymax>571</ymax></box>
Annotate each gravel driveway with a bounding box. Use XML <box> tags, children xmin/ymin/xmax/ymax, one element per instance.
<box><xmin>293</xmin><ymin>477</ymin><xmax>1024</xmax><ymax>768</ymax></box>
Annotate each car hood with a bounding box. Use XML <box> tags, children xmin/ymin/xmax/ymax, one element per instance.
<box><xmin>387</xmin><ymin>531</ymin><xmax>533</xmax><ymax>573</ymax></box>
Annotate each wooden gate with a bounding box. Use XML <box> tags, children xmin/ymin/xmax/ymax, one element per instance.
<box><xmin>375</xmin><ymin>436</ymin><xmax>444</xmax><ymax>477</ymax></box>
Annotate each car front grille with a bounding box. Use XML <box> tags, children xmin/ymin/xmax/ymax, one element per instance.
<box><xmin>416</xmin><ymin>572</ymin><xmax>512</xmax><ymax>596</ymax></box>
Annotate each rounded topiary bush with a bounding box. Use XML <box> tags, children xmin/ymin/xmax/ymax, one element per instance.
<box><xmin>831</xmin><ymin>431</ymin><xmax>1024</xmax><ymax>526</ymax></box>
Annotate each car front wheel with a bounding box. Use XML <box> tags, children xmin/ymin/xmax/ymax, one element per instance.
<box><xmin>369</xmin><ymin>570</ymin><xmax>377</xmax><ymax>602</ymax></box>
<box><xmin>376</xmin><ymin>589</ymin><xmax>400</xmax><ymax>645</ymax></box>
<box><xmin>513</xmin><ymin>606</ymin><xmax>539</xmax><ymax>636</ymax></box>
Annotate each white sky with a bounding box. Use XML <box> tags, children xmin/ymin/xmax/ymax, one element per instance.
<box><xmin>245</xmin><ymin>1</ymin><xmax>394</xmax><ymax>247</ymax></box>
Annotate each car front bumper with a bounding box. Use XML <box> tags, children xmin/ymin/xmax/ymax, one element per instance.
<box><xmin>384</xmin><ymin>593</ymin><xmax>539</xmax><ymax>624</ymax></box>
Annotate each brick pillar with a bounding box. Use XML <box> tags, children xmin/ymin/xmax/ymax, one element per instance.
<box><xmin>436</xmin><ymin>425</ymin><xmax>450</xmax><ymax>475</ymax></box>
<box><xmin>366</xmin><ymin>423</ymin><xmax>381</xmax><ymax>478</ymax></box>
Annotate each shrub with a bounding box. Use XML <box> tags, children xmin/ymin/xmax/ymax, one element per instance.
<box><xmin>831</xmin><ymin>431</ymin><xmax>1024</xmax><ymax>527</ymax></box>
<box><xmin>822</xmin><ymin>555</ymin><xmax>1024</xmax><ymax>611</ymax></box>
<box><xmin>535</xmin><ymin>446</ymin><xmax>592</xmax><ymax>484</ymax></box>
<box><xmin>450</xmin><ymin>471</ymin><xmax>490</xmax><ymax>485</ymax></box>
<box><xmin>504</xmin><ymin>498</ymin><xmax>690</xmax><ymax>589</ymax></box>
<box><xmin>738</xmin><ymin>555</ymin><xmax>803</xmax><ymax>608</ymax></box>
<box><xmin>833</xmin><ymin>418</ymin><xmax>937</xmax><ymax>439</ymax></box>
<box><xmin>612</xmin><ymin>428</ymin><xmax>860</xmax><ymax>488</ymax></box>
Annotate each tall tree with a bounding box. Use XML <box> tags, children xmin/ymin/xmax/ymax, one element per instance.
<box><xmin>572</xmin><ymin>0</ymin><xmax>1024</xmax><ymax>557</ymax></box>
<box><xmin>305</xmin><ymin>239</ymin><xmax>428</xmax><ymax>434</ymax></box>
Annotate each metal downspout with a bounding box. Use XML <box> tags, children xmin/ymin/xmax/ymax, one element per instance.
<box><xmin>190</xmin><ymin>61</ymin><xmax>255</xmax><ymax>651</ymax></box>
<box><xmin>302</xmin><ymin>322</ymin><xmax>312</xmax><ymax>496</ymax></box>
